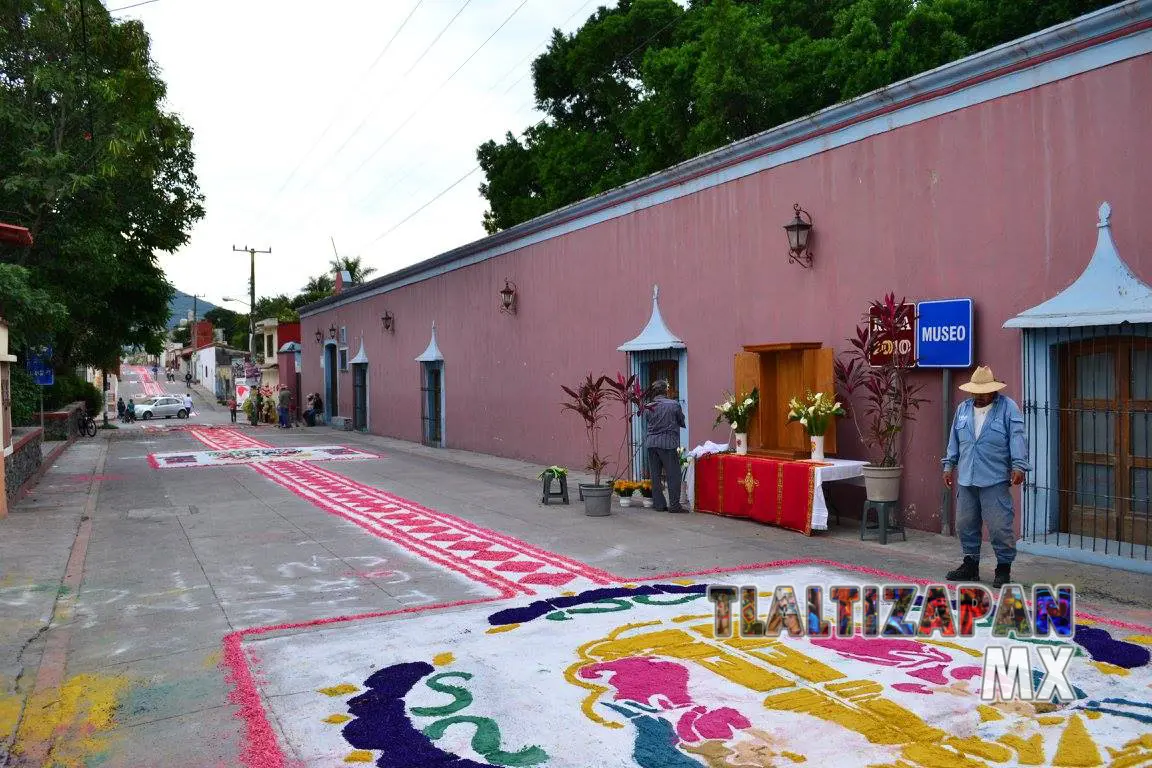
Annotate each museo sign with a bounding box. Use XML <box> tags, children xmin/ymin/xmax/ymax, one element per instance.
<box><xmin>916</xmin><ymin>298</ymin><xmax>974</xmax><ymax>368</ymax></box>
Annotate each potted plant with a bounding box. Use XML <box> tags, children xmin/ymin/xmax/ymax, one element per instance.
<box><xmin>713</xmin><ymin>389</ymin><xmax>759</xmax><ymax>455</ymax></box>
<box><xmin>833</xmin><ymin>293</ymin><xmax>929</xmax><ymax>501</ymax></box>
<box><xmin>614</xmin><ymin>480</ymin><xmax>636</xmax><ymax>506</ymax></box>
<box><xmin>786</xmin><ymin>391</ymin><xmax>846</xmax><ymax>460</ymax></box>
<box><xmin>638</xmin><ymin>479</ymin><xmax>653</xmax><ymax>507</ymax></box>
<box><xmin>561</xmin><ymin>373</ymin><xmax>614</xmax><ymax>516</ymax></box>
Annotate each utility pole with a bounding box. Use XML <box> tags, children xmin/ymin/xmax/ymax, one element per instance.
<box><xmin>232</xmin><ymin>245</ymin><xmax>271</xmax><ymax>425</ymax></box>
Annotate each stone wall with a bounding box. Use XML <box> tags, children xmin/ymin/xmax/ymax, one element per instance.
<box><xmin>5</xmin><ymin>427</ymin><xmax>42</xmax><ymax>503</ymax></box>
<box><xmin>41</xmin><ymin>401</ymin><xmax>85</xmax><ymax>441</ymax></box>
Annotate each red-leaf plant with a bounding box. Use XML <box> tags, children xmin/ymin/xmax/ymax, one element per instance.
<box><xmin>561</xmin><ymin>373</ymin><xmax>613</xmax><ymax>486</ymax></box>
<box><xmin>832</xmin><ymin>293</ymin><xmax>929</xmax><ymax>468</ymax></box>
<box><xmin>603</xmin><ymin>373</ymin><xmax>656</xmax><ymax>485</ymax></box>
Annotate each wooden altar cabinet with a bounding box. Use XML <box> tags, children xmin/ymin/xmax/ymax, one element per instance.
<box><xmin>693</xmin><ymin>454</ymin><xmax>866</xmax><ymax>536</ymax></box>
<box><xmin>735</xmin><ymin>342</ymin><xmax>837</xmax><ymax>459</ymax></box>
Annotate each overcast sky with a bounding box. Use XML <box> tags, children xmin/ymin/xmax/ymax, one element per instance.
<box><xmin>107</xmin><ymin>0</ymin><xmax>602</xmax><ymax>309</ymax></box>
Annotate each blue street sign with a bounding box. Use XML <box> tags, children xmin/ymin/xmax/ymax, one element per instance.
<box><xmin>25</xmin><ymin>346</ymin><xmax>54</xmax><ymax>386</ymax></box>
<box><xmin>916</xmin><ymin>299</ymin><xmax>974</xmax><ymax>368</ymax></box>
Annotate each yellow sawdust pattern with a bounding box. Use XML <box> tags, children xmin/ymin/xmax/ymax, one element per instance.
<box><xmin>1124</xmin><ymin>634</ymin><xmax>1152</xmax><ymax>645</ymax></box>
<box><xmin>944</xmin><ymin>735</ymin><xmax>1013</xmax><ymax>762</ymax></box>
<box><xmin>486</xmin><ymin>624</ymin><xmax>519</xmax><ymax>634</ymax></box>
<box><xmin>1038</xmin><ymin>716</ymin><xmax>1065</xmax><ymax>726</ymax></box>
<box><xmin>1090</xmin><ymin>661</ymin><xmax>1130</xmax><ymax>676</ymax></box>
<box><xmin>782</xmin><ymin>750</ymin><xmax>807</xmax><ymax>762</ymax></box>
<box><xmin>432</xmin><ymin>652</ymin><xmax>455</xmax><ymax>666</ymax></box>
<box><xmin>323</xmin><ymin>714</ymin><xmax>351</xmax><ymax>724</ymax></box>
<box><xmin>1052</xmin><ymin>715</ymin><xmax>1102</xmax><ymax>767</ymax></box>
<box><xmin>9</xmin><ymin>673</ymin><xmax>129</xmax><ymax>768</ymax></box>
<box><xmin>1106</xmin><ymin>733</ymin><xmax>1152</xmax><ymax>768</ymax></box>
<box><xmin>344</xmin><ymin>749</ymin><xmax>374</xmax><ymax>762</ymax></box>
<box><xmin>977</xmin><ymin>705</ymin><xmax>1004</xmax><ymax>722</ymax></box>
<box><xmin>997</xmin><ymin>733</ymin><xmax>1045</xmax><ymax>765</ymax></box>
<box><xmin>318</xmin><ymin>683</ymin><xmax>359</xmax><ymax>697</ymax></box>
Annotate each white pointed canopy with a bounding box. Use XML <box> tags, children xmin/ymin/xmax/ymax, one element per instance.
<box><xmin>618</xmin><ymin>285</ymin><xmax>686</xmax><ymax>351</ymax></box>
<box><xmin>349</xmin><ymin>337</ymin><xmax>369</xmax><ymax>365</ymax></box>
<box><xmin>416</xmin><ymin>322</ymin><xmax>443</xmax><ymax>362</ymax></box>
<box><xmin>1005</xmin><ymin>203</ymin><xmax>1152</xmax><ymax>328</ymax></box>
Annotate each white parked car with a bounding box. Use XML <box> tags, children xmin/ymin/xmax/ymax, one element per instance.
<box><xmin>136</xmin><ymin>395</ymin><xmax>189</xmax><ymax>420</ymax></box>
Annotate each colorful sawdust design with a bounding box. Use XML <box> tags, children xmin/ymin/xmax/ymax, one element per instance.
<box><xmin>241</xmin><ymin>568</ymin><xmax>1152</xmax><ymax>768</ymax></box>
<box><xmin>147</xmin><ymin>445</ymin><xmax>379</xmax><ymax>468</ymax></box>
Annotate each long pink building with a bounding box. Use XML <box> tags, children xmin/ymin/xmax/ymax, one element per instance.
<box><xmin>300</xmin><ymin>2</ymin><xmax>1152</xmax><ymax>572</ymax></box>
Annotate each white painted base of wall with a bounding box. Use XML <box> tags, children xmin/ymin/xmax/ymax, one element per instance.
<box><xmin>1017</xmin><ymin>538</ymin><xmax>1152</xmax><ymax>575</ymax></box>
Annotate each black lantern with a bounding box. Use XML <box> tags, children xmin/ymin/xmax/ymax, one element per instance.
<box><xmin>382</xmin><ymin>311</ymin><xmax>394</xmax><ymax>332</ymax></box>
<box><xmin>784</xmin><ymin>203</ymin><xmax>814</xmax><ymax>268</ymax></box>
<box><xmin>328</xmin><ymin>324</ymin><xmax>338</xmax><ymax>339</ymax></box>
<box><xmin>499</xmin><ymin>279</ymin><xmax>517</xmax><ymax>315</ymax></box>
<box><xmin>314</xmin><ymin>329</ymin><xmax>323</xmax><ymax>344</ymax></box>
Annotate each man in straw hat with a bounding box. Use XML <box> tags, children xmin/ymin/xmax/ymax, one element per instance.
<box><xmin>942</xmin><ymin>365</ymin><xmax>1030</xmax><ymax>588</ymax></box>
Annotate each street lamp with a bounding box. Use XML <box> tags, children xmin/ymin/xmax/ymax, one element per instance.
<box><xmin>221</xmin><ymin>296</ymin><xmax>250</xmax><ymax>307</ymax></box>
<box><xmin>329</xmin><ymin>324</ymin><xmax>338</xmax><ymax>340</ymax></box>
<box><xmin>499</xmin><ymin>280</ymin><xmax>517</xmax><ymax>315</ymax></box>
<box><xmin>784</xmin><ymin>203</ymin><xmax>814</xmax><ymax>268</ymax></box>
<box><xmin>382</xmin><ymin>311</ymin><xmax>394</xmax><ymax>332</ymax></box>
<box><xmin>315</xmin><ymin>329</ymin><xmax>323</xmax><ymax>344</ymax></box>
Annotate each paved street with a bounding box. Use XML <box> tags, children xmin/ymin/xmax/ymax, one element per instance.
<box><xmin>1</xmin><ymin>369</ymin><xmax>1151</xmax><ymax>767</ymax></box>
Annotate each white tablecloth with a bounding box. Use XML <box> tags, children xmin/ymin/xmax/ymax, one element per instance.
<box><xmin>685</xmin><ymin>456</ymin><xmax>866</xmax><ymax>531</ymax></box>
<box><xmin>806</xmin><ymin>458</ymin><xmax>867</xmax><ymax>530</ymax></box>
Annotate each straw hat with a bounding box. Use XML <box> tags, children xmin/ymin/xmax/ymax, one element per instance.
<box><xmin>959</xmin><ymin>366</ymin><xmax>1007</xmax><ymax>394</ymax></box>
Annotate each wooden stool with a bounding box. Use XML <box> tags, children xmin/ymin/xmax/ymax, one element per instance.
<box><xmin>542</xmin><ymin>474</ymin><xmax>570</xmax><ymax>505</ymax></box>
<box><xmin>860</xmin><ymin>499</ymin><xmax>905</xmax><ymax>545</ymax></box>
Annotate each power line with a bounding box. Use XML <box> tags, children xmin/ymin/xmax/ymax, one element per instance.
<box><xmin>263</xmin><ymin>1</ymin><xmax>425</xmax><ymax>205</ymax></box>
<box><xmin>345</xmin><ymin>0</ymin><xmax>529</xmax><ymax>182</ymax></box>
<box><xmin>106</xmin><ymin>0</ymin><xmax>161</xmax><ymax>12</ymax></box>
<box><xmin>362</xmin><ymin>166</ymin><xmax>481</xmax><ymax>248</ymax></box>
<box><xmin>268</xmin><ymin>0</ymin><xmax>474</xmax><ymax>219</ymax></box>
<box><xmin>356</xmin><ymin>7</ymin><xmax>688</xmax><ymax>250</ymax></box>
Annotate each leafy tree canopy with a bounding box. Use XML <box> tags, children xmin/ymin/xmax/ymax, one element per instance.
<box><xmin>477</xmin><ymin>0</ymin><xmax>1112</xmax><ymax>233</ymax></box>
<box><xmin>0</xmin><ymin>0</ymin><xmax>204</xmax><ymax>368</ymax></box>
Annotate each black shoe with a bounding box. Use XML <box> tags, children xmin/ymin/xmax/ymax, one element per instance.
<box><xmin>946</xmin><ymin>556</ymin><xmax>979</xmax><ymax>581</ymax></box>
<box><xmin>668</xmin><ymin>508</ymin><xmax>688</xmax><ymax>514</ymax></box>
<box><xmin>992</xmin><ymin>564</ymin><xmax>1012</xmax><ymax>589</ymax></box>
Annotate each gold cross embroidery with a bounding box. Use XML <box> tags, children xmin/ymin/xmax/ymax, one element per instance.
<box><xmin>740</xmin><ymin>462</ymin><xmax>759</xmax><ymax>505</ymax></box>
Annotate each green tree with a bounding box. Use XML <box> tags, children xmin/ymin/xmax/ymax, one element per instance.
<box><xmin>0</xmin><ymin>0</ymin><xmax>204</xmax><ymax>369</ymax></box>
<box><xmin>328</xmin><ymin>256</ymin><xmax>377</xmax><ymax>284</ymax></box>
<box><xmin>292</xmin><ymin>273</ymin><xmax>334</xmax><ymax>308</ymax></box>
<box><xmin>0</xmin><ymin>263</ymin><xmax>67</xmax><ymax>348</ymax></box>
<box><xmin>476</xmin><ymin>0</ymin><xmax>1115</xmax><ymax>232</ymax></box>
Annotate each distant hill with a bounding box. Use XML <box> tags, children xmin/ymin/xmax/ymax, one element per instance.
<box><xmin>168</xmin><ymin>290</ymin><xmax>218</xmax><ymax>329</ymax></box>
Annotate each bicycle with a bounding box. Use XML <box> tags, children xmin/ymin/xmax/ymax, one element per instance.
<box><xmin>77</xmin><ymin>409</ymin><xmax>97</xmax><ymax>437</ymax></box>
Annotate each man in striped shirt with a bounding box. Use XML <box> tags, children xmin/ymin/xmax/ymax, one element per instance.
<box><xmin>645</xmin><ymin>380</ymin><xmax>687</xmax><ymax>513</ymax></box>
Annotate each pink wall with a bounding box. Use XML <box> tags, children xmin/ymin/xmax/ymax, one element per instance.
<box><xmin>303</xmin><ymin>56</ymin><xmax>1152</xmax><ymax>532</ymax></box>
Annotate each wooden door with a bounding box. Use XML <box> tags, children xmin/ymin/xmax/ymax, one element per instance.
<box><xmin>353</xmin><ymin>365</ymin><xmax>368</xmax><ymax>431</ymax></box>
<box><xmin>1060</xmin><ymin>338</ymin><xmax>1151</xmax><ymax>546</ymax></box>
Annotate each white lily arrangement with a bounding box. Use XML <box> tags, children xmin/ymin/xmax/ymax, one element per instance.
<box><xmin>786</xmin><ymin>391</ymin><xmax>846</xmax><ymax>437</ymax></box>
<box><xmin>713</xmin><ymin>388</ymin><xmax>759</xmax><ymax>433</ymax></box>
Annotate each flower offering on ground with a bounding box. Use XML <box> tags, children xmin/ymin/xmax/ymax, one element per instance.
<box><xmin>713</xmin><ymin>388</ymin><xmax>759</xmax><ymax>432</ymax></box>
<box><xmin>786</xmin><ymin>391</ymin><xmax>846</xmax><ymax>437</ymax></box>
<box><xmin>613</xmin><ymin>480</ymin><xmax>638</xmax><ymax>496</ymax></box>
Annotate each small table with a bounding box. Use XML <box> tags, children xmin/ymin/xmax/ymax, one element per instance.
<box><xmin>691</xmin><ymin>454</ymin><xmax>866</xmax><ymax>534</ymax></box>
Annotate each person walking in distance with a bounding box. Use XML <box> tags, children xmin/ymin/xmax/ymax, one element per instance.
<box><xmin>183</xmin><ymin>392</ymin><xmax>194</xmax><ymax>418</ymax></box>
<box><xmin>644</xmin><ymin>379</ymin><xmax>687</xmax><ymax>513</ymax></box>
<box><xmin>117</xmin><ymin>397</ymin><xmax>126</xmax><ymax>422</ymax></box>
<box><xmin>942</xmin><ymin>366</ymin><xmax>1030</xmax><ymax>588</ymax></box>
<box><xmin>228</xmin><ymin>395</ymin><xmax>237</xmax><ymax>424</ymax></box>
<box><xmin>277</xmin><ymin>386</ymin><xmax>292</xmax><ymax>429</ymax></box>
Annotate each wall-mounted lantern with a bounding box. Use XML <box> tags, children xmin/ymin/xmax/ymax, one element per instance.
<box><xmin>500</xmin><ymin>279</ymin><xmax>518</xmax><ymax>315</ymax></box>
<box><xmin>328</xmin><ymin>324</ymin><xmax>338</xmax><ymax>339</ymax></box>
<box><xmin>314</xmin><ymin>328</ymin><xmax>323</xmax><ymax>344</ymax></box>
<box><xmin>382</xmin><ymin>311</ymin><xmax>395</xmax><ymax>332</ymax></box>
<box><xmin>784</xmin><ymin>203</ymin><xmax>814</xmax><ymax>268</ymax></box>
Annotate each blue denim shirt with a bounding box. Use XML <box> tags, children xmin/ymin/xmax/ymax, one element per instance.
<box><xmin>942</xmin><ymin>395</ymin><xmax>1031</xmax><ymax>487</ymax></box>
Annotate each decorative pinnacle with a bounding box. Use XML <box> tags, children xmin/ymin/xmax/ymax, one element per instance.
<box><xmin>1098</xmin><ymin>202</ymin><xmax>1112</xmax><ymax>228</ymax></box>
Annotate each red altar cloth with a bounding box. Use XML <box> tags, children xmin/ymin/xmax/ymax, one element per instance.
<box><xmin>693</xmin><ymin>454</ymin><xmax>821</xmax><ymax>535</ymax></box>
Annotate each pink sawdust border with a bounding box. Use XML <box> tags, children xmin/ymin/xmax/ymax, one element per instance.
<box><xmin>221</xmin><ymin>556</ymin><xmax>1152</xmax><ymax>768</ymax></box>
